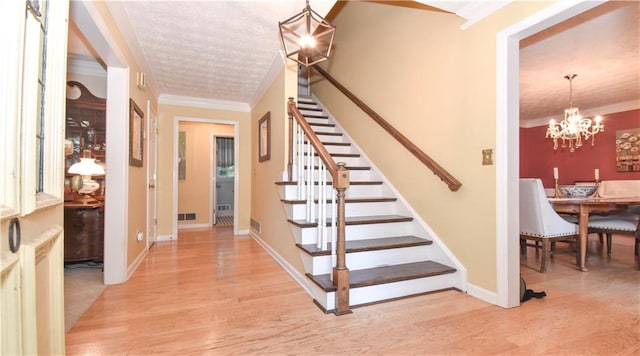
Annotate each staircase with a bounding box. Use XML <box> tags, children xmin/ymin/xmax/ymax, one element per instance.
<box><xmin>277</xmin><ymin>95</ymin><xmax>465</xmax><ymax>313</ymax></box>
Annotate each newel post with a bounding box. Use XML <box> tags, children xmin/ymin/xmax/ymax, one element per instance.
<box><xmin>333</xmin><ymin>162</ymin><xmax>352</xmax><ymax>315</ymax></box>
<box><xmin>287</xmin><ymin>97</ymin><xmax>295</xmax><ymax>182</ymax></box>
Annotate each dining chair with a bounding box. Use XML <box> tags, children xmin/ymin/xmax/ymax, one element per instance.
<box><xmin>588</xmin><ymin>213</ymin><xmax>640</xmax><ymax>270</ymax></box>
<box><xmin>520</xmin><ymin>178</ymin><xmax>579</xmax><ymax>272</ymax></box>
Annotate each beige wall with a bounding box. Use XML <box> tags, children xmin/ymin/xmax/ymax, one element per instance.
<box><xmin>156</xmin><ymin>104</ymin><xmax>252</xmax><ymax>236</ymax></box>
<box><xmin>250</xmin><ymin>63</ymin><xmax>303</xmax><ymax>274</ymax></box>
<box><xmin>177</xmin><ymin>122</ymin><xmax>234</xmax><ymax>227</ymax></box>
<box><xmin>312</xmin><ymin>1</ymin><xmax>551</xmax><ymax>292</ymax></box>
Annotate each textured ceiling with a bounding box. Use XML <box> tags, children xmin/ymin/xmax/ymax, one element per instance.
<box><xmin>68</xmin><ymin>1</ymin><xmax>639</xmax><ymax>124</ymax></box>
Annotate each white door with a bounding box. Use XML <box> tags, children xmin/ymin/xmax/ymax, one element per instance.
<box><xmin>147</xmin><ymin>103</ymin><xmax>158</xmax><ymax>247</ymax></box>
<box><xmin>1</xmin><ymin>0</ymin><xmax>69</xmax><ymax>354</ymax></box>
<box><xmin>211</xmin><ymin>134</ymin><xmax>218</xmax><ymax>225</ymax></box>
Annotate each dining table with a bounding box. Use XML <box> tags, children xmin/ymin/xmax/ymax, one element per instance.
<box><xmin>549</xmin><ymin>196</ymin><xmax>640</xmax><ymax>271</ymax></box>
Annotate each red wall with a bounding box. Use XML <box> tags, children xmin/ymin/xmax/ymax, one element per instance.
<box><xmin>520</xmin><ymin>109</ymin><xmax>640</xmax><ymax>187</ymax></box>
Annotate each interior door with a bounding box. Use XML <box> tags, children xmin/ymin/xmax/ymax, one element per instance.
<box><xmin>1</xmin><ymin>0</ymin><xmax>69</xmax><ymax>354</ymax></box>
<box><xmin>211</xmin><ymin>134</ymin><xmax>218</xmax><ymax>225</ymax></box>
<box><xmin>146</xmin><ymin>102</ymin><xmax>158</xmax><ymax>246</ymax></box>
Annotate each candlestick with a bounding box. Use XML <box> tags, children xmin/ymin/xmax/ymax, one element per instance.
<box><xmin>593</xmin><ymin>178</ymin><xmax>601</xmax><ymax>198</ymax></box>
<box><xmin>594</xmin><ymin>168</ymin><xmax>599</xmax><ymax>181</ymax></box>
<box><xmin>553</xmin><ymin>178</ymin><xmax>566</xmax><ymax>198</ymax></box>
<box><xmin>553</xmin><ymin>167</ymin><xmax>559</xmax><ymax>180</ymax></box>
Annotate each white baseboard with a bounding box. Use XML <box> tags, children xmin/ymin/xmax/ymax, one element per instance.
<box><xmin>178</xmin><ymin>223</ymin><xmax>209</xmax><ymax>230</ymax></box>
<box><xmin>156</xmin><ymin>234</ymin><xmax>175</xmax><ymax>242</ymax></box>
<box><xmin>249</xmin><ymin>231</ymin><xmax>312</xmax><ymax>297</ymax></box>
<box><xmin>127</xmin><ymin>248</ymin><xmax>148</xmax><ymax>280</ymax></box>
<box><xmin>466</xmin><ymin>282</ymin><xmax>497</xmax><ymax>305</ymax></box>
<box><xmin>237</xmin><ymin>229</ymin><xmax>249</xmax><ymax>235</ymax></box>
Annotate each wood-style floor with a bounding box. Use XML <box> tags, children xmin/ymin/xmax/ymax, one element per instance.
<box><xmin>65</xmin><ymin>227</ymin><xmax>640</xmax><ymax>355</ymax></box>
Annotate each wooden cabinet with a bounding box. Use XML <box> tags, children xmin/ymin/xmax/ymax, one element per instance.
<box><xmin>64</xmin><ymin>202</ymin><xmax>104</xmax><ymax>263</ymax></box>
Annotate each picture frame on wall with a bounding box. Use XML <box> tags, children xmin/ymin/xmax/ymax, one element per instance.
<box><xmin>258</xmin><ymin>111</ymin><xmax>271</xmax><ymax>162</ymax></box>
<box><xmin>129</xmin><ymin>99</ymin><xmax>144</xmax><ymax>167</ymax></box>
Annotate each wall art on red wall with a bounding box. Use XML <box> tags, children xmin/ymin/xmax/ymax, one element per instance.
<box><xmin>616</xmin><ymin>128</ymin><xmax>640</xmax><ymax>172</ymax></box>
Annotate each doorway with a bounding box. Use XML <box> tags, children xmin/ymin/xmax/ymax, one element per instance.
<box><xmin>213</xmin><ymin>136</ymin><xmax>235</xmax><ymax>227</ymax></box>
<box><xmin>173</xmin><ymin>117</ymin><xmax>239</xmax><ymax>238</ymax></box>
<box><xmin>496</xmin><ymin>1</ymin><xmax>606</xmax><ymax>308</ymax></box>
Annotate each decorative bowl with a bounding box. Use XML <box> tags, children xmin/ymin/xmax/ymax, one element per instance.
<box><xmin>559</xmin><ymin>185</ymin><xmax>598</xmax><ymax>198</ymax></box>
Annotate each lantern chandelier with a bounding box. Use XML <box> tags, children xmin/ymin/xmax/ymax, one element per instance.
<box><xmin>278</xmin><ymin>0</ymin><xmax>336</xmax><ymax>67</ymax></box>
<box><xmin>546</xmin><ymin>74</ymin><xmax>604</xmax><ymax>152</ymax></box>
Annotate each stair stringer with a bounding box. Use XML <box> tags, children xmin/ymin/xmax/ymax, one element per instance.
<box><xmin>307</xmin><ymin>93</ymin><xmax>467</xmax><ymax>292</ymax></box>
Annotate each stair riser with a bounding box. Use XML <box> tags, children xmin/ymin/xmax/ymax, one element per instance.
<box><xmin>294</xmin><ymin>169</ymin><xmax>373</xmax><ymax>182</ymax></box>
<box><xmin>299</xmin><ymin>155</ymin><xmax>364</xmax><ymax>167</ymax></box>
<box><xmin>279</xmin><ymin>185</ymin><xmax>383</xmax><ymax>200</ymax></box>
<box><xmin>292</xmin><ymin>221</ymin><xmax>414</xmax><ymax>245</ymax></box>
<box><xmin>314</xmin><ymin>134</ymin><xmax>346</xmax><ymax>143</ymax></box>
<box><xmin>285</xmin><ymin>201</ymin><xmax>398</xmax><ymax>220</ymax></box>
<box><xmin>311</xmin><ymin>272</ymin><xmax>460</xmax><ymax>311</ymax></box>
<box><xmin>304</xmin><ymin>118</ymin><xmax>329</xmax><ymax>125</ymax></box>
<box><xmin>300</xmin><ymin>245</ymin><xmax>433</xmax><ymax>275</ymax></box>
<box><xmin>324</xmin><ymin>145</ymin><xmax>355</xmax><ymax>155</ymax></box>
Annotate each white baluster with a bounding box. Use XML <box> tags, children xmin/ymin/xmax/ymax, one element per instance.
<box><xmin>292</xmin><ymin>120</ymin><xmax>298</xmax><ymax>182</ymax></box>
<box><xmin>297</xmin><ymin>127</ymin><xmax>304</xmax><ymax>199</ymax></box>
<box><xmin>320</xmin><ymin>163</ymin><xmax>328</xmax><ymax>250</ymax></box>
<box><xmin>306</xmin><ymin>140</ymin><xmax>312</xmax><ymax>222</ymax></box>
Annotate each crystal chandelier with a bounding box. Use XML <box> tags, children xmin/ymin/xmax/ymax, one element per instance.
<box><xmin>546</xmin><ymin>74</ymin><xmax>604</xmax><ymax>152</ymax></box>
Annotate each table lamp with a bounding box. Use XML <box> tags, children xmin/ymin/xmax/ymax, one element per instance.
<box><xmin>68</xmin><ymin>155</ymin><xmax>105</xmax><ymax>204</ymax></box>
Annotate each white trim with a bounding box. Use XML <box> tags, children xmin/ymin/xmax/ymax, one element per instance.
<box><xmin>126</xmin><ymin>248</ymin><xmax>148</xmax><ymax>279</ymax></box>
<box><xmin>521</xmin><ymin>99</ymin><xmax>640</xmax><ymax>128</ymax></box>
<box><xmin>237</xmin><ymin>229</ymin><xmax>250</xmax><ymax>236</ymax></box>
<box><xmin>466</xmin><ymin>283</ymin><xmax>497</xmax><ymax>305</ymax></box>
<box><xmin>103</xmin><ymin>67</ymin><xmax>130</xmax><ymax>286</ymax></box>
<box><xmin>161</xmin><ymin>94</ymin><xmax>250</xmax><ymax>112</ymax></box>
<box><xmin>250</xmin><ymin>231</ymin><xmax>313</xmax><ymax>297</ymax></box>
<box><xmin>173</xmin><ymin>117</ymin><xmax>241</xmax><ymax>240</ymax></box>
<box><xmin>496</xmin><ymin>0</ymin><xmax>607</xmax><ymax>308</ymax></box>
<box><xmin>156</xmin><ymin>234</ymin><xmax>175</xmax><ymax>242</ymax></box>
<box><xmin>178</xmin><ymin>223</ymin><xmax>210</xmax><ymax>230</ymax></box>
<box><xmin>67</xmin><ymin>56</ymin><xmax>106</xmax><ymax>77</ymax></box>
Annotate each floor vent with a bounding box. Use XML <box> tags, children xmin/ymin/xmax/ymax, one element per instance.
<box><xmin>250</xmin><ymin>218</ymin><xmax>261</xmax><ymax>233</ymax></box>
<box><xmin>217</xmin><ymin>204</ymin><xmax>231</xmax><ymax>211</ymax></box>
<box><xmin>185</xmin><ymin>213</ymin><xmax>196</xmax><ymax>221</ymax></box>
<box><xmin>178</xmin><ymin>213</ymin><xmax>185</xmax><ymax>221</ymax></box>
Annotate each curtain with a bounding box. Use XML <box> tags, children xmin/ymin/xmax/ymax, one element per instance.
<box><xmin>216</xmin><ymin>137</ymin><xmax>234</xmax><ymax>167</ymax></box>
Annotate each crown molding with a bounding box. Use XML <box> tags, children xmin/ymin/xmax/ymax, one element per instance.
<box><xmin>67</xmin><ymin>56</ymin><xmax>106</xmax><ymax>77</ymax></box>
<box><xmin>520</xmin><ymin>99</ymin><xmax>640</xmax><ymax>128</ymax></box>
<box><xmin>159</xmin><ymin>94</ymin><xmax>251</xmax><ymax>112</ymax></box>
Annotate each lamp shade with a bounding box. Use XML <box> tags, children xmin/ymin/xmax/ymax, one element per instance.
<box><xmin>68</xmin><ymin>158</ymin><xmax>105</xmax><ymax>176</ymax></box>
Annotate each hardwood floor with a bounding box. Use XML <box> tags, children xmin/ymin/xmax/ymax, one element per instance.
<box><xmin>65</xmin><ymin>227</ymin><xmax>640</xmax><ymax>355</ymax></box>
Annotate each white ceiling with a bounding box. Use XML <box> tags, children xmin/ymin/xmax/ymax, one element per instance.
<box><xmin>68</xmin><ymin>1</ymin><xmax>639</xmax><ymax>125</ymax></box>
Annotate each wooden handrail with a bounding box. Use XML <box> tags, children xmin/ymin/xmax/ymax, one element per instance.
<box><xmin>287</xmin><ymin>98</ymin><xmax>340</xmax><ymax>181</ymax></box>
<box><xmin>312</xmin><ymin>65</ymin><xmax>462</xmax><ymax>192</ymax></box>
<box><xmin>287</xmin><ymin>97</ymin><xmax>351</xmax><ymax>315</ymax></box>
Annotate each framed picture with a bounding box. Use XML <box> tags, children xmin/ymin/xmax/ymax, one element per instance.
<box><xmin>129</xmin><ymin>99</ymin><xmax>144</xmax><ymax>167</ymax></box>
<box><xmin>258</xmin><ymin>111</ymin><xmax>271</xmax><ymax>162</ymax></box>
<box><xmin>616</xmin><ymin>128</ymin><xmax>640</xmax><ymax>172</ymax></box>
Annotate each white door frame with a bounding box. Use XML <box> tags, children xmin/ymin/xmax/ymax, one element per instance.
<box><xmin>70</xmin><ymin>1</ymin><xmax>130</xmax><ymax>285</ymax></box>
<box><xmin>211</xmin><ymin>134</ymin><xmax>235</xmax><ymax>226</ymax></box>
<box><xmin>146</xmin><ymin>101</ymin><xmax>158</xmax><ymax>247</ymax></box>
<box><xmin>173</xmin><ymin>117</ymin><xmax>240</xmax><ymax>239</ymax></box>
<box><xmin>496</xmin><ymin>0</ymin><xmax>605</xmax><ymax>307</ymax></box>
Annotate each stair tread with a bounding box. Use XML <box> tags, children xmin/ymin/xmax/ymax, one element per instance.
<box><xmin>304</xmin><ymin>141</ymin><xmax>351</xmax><ymax>146</ymax></box>
<box><xmin>297</xmin><ymin>235</ymin><xmax>433</xmax><ymax>256</ymax></box>
<box><xmin>304</xmin><ymin>152</ymin><xmax>360</xmax><ymax>158</ymax></box>
<box><xmin>309</xmin><ymin>122</ymin><xmax>335</xmax><ymax>127</ymax></box>
<box><xmin>276</xmin><ymin>180</ymin><xmax>383</xmax><ymax>186</ymax></box>
<box><xmin>281</xmin><ymin>197</ymin><xmax>396</xmax><ymax>204</ymax></box>
<box><xmin>288</xmin><ymin>215</ymin><xmax>413</xmax><ymax>228</ymax></box>
<box><xmin>304</xmin><ymin>165</ymin><xmax>370</xmax><ymax>171</ymax></box>
<box><xmin>307</xmin><ymin>261</ymin><xmax>456</xmax><ymax>292</ymax></box>
<box><xmin>314</xmin><ymin>131</ymin><xmax>342</xmax><ymax>136</ymax></box>
<box><xmin>304</xmin><ymin>114</ymin><xmax>328</xmax><ymax>119</ymax></box>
